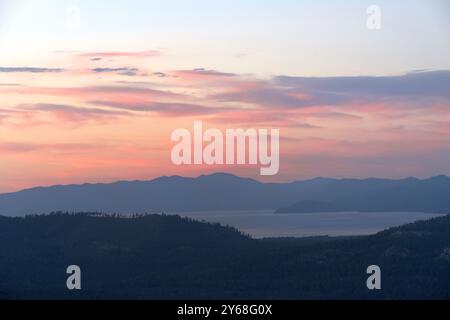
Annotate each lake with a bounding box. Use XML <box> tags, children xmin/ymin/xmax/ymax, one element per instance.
<box><xmin>168</xmin><ymin>210</ymin><xmax>445</xmax><ymax>238</ymax></box>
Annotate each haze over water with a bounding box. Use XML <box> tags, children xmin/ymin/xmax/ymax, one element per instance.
<box><xmin>170</xmin><ymin>210</ymin><xmax>445</xmax><ymax>238</ymax></box>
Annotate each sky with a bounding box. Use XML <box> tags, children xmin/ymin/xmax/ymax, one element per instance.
<box><xmin>0</xmin><ymin>0</ymin><xmax>450</xmax><ymax>192</ymax></box>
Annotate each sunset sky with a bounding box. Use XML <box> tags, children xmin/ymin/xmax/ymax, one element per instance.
<box><xmin>1</xmin><ymin>0</ymin><xmax>450</xmax><ymax>192</ymax></box>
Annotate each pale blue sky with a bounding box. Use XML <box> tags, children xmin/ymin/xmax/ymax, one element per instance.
<box><xmin>0</xmin><ymin>0</ymin><xmax>449</xmax><ymax>76</ymax></box>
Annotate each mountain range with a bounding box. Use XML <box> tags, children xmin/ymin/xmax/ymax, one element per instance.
<box><xmin>1</xmin><ymin>173</ymin><xmax>450</xmax><ymax>216</ymax></box>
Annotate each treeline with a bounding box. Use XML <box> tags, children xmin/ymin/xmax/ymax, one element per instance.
<box><xmin>0</xmin><ymin>212</ymin><xmax>449</xmax><ymax>299</ymax></box>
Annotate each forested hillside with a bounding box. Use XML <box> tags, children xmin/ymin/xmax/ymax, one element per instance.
<box><xmin>0</xmin><ymin>213</ymin><xmax>449</xmax><ymax>299</ymax></box>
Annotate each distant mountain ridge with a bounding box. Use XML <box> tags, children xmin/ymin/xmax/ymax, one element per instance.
<box><xmin>1</xmin><ymin>173</ymin><xmax>450</xmax><ymax>216</ymax></box>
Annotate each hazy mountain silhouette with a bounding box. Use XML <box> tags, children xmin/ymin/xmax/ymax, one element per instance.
<box><xmin>1</xmin><ymin>173</ymin><xmax>450</xmax><ymax>216</ymax></box>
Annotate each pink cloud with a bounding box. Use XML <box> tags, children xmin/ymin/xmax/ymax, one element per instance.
<box><xmin>172</xmin><ymin>69</ymin><xmax>236</xmax><ymax>80</ymax></box>
<box><xmin>89</xmin><ymin>100</ymin><xmax>235</xmax><ymax>117</ymax></box>
<box><xmin>0</xmin><ymin>103</ymin><xmax>131</xmax><ymax>127</ymax></box>
<box><xmin>168</xmin><ymin>69</ymin><xmax>241</xmax><ymax>88</ymax></box>
<box><xmin>0</xmin><ymin>141</ymin><xmax>106</xmax><ymax>153</ymax></box>
<box><xmin>22</xmin><ymin>103</ymin><xmax>130</xmax><ymax>123</ymax></box>
<box><xmin>0</xmin><ymin>85</ymin><xmax>183</xmax><ymax>103</ymax></box>
<box><xmin>208</xmin><ymin>108</ymin><xmax>319</xmax><ymax>128</ymax></box>
<box><xmin>76</xmin><ymin>50</ymin><xmax>161</xmax><ymax>59</ymax></box>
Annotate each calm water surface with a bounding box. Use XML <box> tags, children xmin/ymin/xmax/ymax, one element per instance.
<box><xmin>169</xmin><ymin>210</ymin><xmax>445</xmax><ymax>238</ymax></box>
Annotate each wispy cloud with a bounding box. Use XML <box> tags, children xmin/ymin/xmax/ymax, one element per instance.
<box><xmin>0</xmin><ymin>67</ymin><xmax>64</xmax><ymax>73</ymax></box>
<box><xmin>0</xmin><ymin>108</ymin><xmax>14</xmax><ymax>123</ymax></box>
<box><xmin>77</xmin><ymin>50</ymin><xmax>161</xmax><ymax>59</ymax></box>
<box><xmin>213</xmin><ymin>84</ymin><xmax>307</xmax><ymax>108</ymax></box>
<box><xmin>0</xmin><ymin>141</ymin><xmax>107</xmax><ymax>153</ymax></box>
<box><xmin>208</xmin><ymin>108</ymin><xmax>320</xmax><ymax>128</ymax></box>
<box><xmin>174</xmin><ymin>68</ymin><xmax>236</xmax><ymax>78</ymax></box>
<box><xmin>91</xmin><ymin>67</ymin><xmax>140</xmax><ymax>76</ymax></box>
<box><xmin>171</xmin><ymin>69</ymin><xmax>237</xmax><ymax>84</ymax></box>
<box><xmin>275</xmin><ymin>70</ymin><xmax>450</xmax><ymax>102</ymax></box>
<box><xmin>153</xmin><ymin>72</ymin><xmax>168</xmax><ymax>78</ymax></box>
<box><xmin>1</xmin><ymin>85</ymin><xmax>183</xmax><ymax>101</ymax></box>
<box><xmin>212</xmin><ymin>70</ymin><xmax>450</xmax><ymax>111</ymax></box>
<box><xmin>0</xmin><ymin>104</ymin><xmax>132</xmax><ymax>127</ymax></box>
<box><xmin>20</xmin><ymin>103</ymin><xmax>130</xmax><ymax>122</ymax></box>
<box><xmin>307</xmin><ymin>111</ymin><xmax>362</xmax><ymax>120</ymax></box>
<box><xmin>90</xmin><ymin>100</ymin><xmax>232</xmax><ymax>117</ymax></box>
